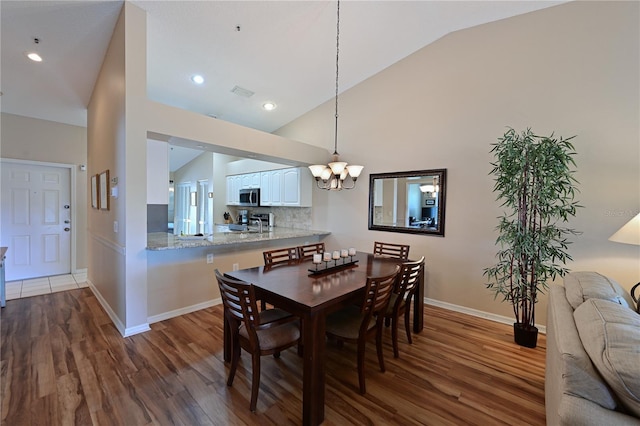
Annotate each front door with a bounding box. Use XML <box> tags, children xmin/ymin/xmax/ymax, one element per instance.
<box><xmin>1</xmin><ymin>161</ymin><xmax>72</xmax><ymax>280</ymax></box>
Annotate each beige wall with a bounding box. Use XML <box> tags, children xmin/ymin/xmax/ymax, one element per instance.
<box><xmin>276</xmin><ymin>1</ymin><xmax>640</xmax><ymax>326</ymax></box>
<box><xmin>87</xmin><ymin>2</ymin><xmax>149</xmax><ymax>335</ymax></box>
<box><xmin>0</xmin><ymin>112</ymin><xmax>88</xmax><ymax>270</ymax></box>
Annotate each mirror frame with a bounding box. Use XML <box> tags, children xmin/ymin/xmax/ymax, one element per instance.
<box><xmin>368</xmin><ymin>168</ymin><xmax>447</xmax><ymax>237</ymax></box>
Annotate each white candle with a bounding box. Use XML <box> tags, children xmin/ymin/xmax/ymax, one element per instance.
<box><xmin>332</xmin><ymin>250</ymin><xmax>340</xmax><ymax>260</ymax></box>
<box><xmin>323</xmin><ymin>252</ymin><xmax>332</xmax><ymax>262</ymax></box>
<box><xmin>341</xmin><ymin>249</ymin><xmax>348</xmax><ymax>258</ymax></box>
<box><xmin>313</xmin><ymin>253</ymin><xmax>322</xmax><ymax>264</ymax></box>
<box><xmin>348</xmin><ymin>247</ymin><xmax>356</xmax><ymax>256</ymax></box>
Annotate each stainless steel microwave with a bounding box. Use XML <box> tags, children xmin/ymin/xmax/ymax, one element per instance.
<box><xmin>239</xmin><ymin>188</ymin><xmax>260</xmax><ymax>207</ymax></box>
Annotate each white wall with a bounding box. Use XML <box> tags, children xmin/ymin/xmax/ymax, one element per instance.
<box><xmin>276</xmin><ymin>1</ymin><xmax>640</xmax><ymax>326</ymax></box>
<box><xmin>147</xmin><ymin>139</ymin><xmax>169</xmax><ymax>204</ymax></box>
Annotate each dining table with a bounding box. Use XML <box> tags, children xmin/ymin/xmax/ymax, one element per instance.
<box><xmin>224</xmin><ymin>251</ymin><xmax>424</xmax><ymax>426</ymax></box>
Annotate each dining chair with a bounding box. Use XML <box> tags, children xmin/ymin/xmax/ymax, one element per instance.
<box><xmin>260</xmin><ymin>246</ymin><xmax>300</xmax><ymax>311</ymax></box>
<box><xmin>383</xmin><ymin>256</ymin><xmax>425</xmax><ymax>358</ymax></box>
<box><xmin>215</xmin><ymin>269</ymin><xmax>300</xmax><ymax>412</ymax></box>
<box><xmin>263</xmin><ymin>246</ymin><xmax>299</xmax><ymax>267</ymax></box>
<box><xmin>296</xmin><ymin>242</ymin><xmax>325</xmax><ymax>261</ymax></box>
<box><xmin>373</xmin><ymin>241</ymin><xmax>410</xmax><ymax>260</ymax></box>
<box><xmin>325</xmin><ymin>265</ymin><xmax>400</xmax><ymax>394</ymax></box>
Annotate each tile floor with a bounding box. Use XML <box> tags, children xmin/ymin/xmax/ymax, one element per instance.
<box><xmin>5</xmin><ymin>272</ymin><xmax>88</xmax><ymax>300</ymax></box>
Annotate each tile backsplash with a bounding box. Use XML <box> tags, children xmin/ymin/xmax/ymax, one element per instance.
<box><xmin>231</xmin><ymin>206</ymin><xmax>312</xmax><ymax>230</ymax></box>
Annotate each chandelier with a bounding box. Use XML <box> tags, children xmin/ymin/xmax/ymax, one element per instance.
<box><xmin>309</xmin><ymin>0</ymin><xmax>363</xmax><ymax>191</ymax></box>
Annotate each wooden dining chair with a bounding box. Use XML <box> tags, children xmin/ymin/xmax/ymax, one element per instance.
<box><xmin>260</xmin><ymin>246</ymin><xmax>299</xmax><ymax>310</ymax></box>
<box><xmin>325</xmin><ymin>265</ymin><xmax>400</xmax><ymax>394</ymax></box>
<box><xmin>215</xmin><ymin>269</ymin><xmax>300</xmax><ymax>412</ymax></box>
<box><xmin>383</xmin><ymin>256</ymin><xmax>425</xmax><ymax>358</ymax></box>
<box><xmin>296</xmin><ymin>242</ymin><xmax>325</xmax><ymax>261</ymax></box>
<box><xmin>373</xmin><ymin>241</ymin><xmax>410</xmax><ymax>260</ymax></box>
<box><xmin>263</xmin><ymin>246</ymin><xmax>299</xmax><ymax>267</ymax></box>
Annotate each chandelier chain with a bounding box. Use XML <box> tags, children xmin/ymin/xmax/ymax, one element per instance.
<box><xmin>333</xmin><ymin>0</ymin><xmax>340</xmax><ymax>156</ymax></box>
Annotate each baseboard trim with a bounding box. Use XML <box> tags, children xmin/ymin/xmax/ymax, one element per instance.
<box><xmin>84</xmin><ymin>283</ymin><xmax>547</xmax><ymax>336</ymax></box>
<box><xmin>86</xmin><ymin>279</ymin><xmax>151</xmax><ymax>337</ymax></box>
<box><xmin>424</xmin><ymin>297</ymin><xmax>547</xmax><ymax>335</ymax></box>
<box><xmin>147</xmin><ymin>298</ymin><xmax>222</xmax><ymax>324</ymax></box>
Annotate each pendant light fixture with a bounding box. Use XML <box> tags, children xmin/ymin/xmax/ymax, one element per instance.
<box><xmin>309</xmin><ymin>0</ymin><xmax>363</xmax><ymax>191</ymax></box>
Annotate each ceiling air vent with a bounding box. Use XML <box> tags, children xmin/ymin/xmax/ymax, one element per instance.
<box><xmin>231</xmin><ymin>85</ymin><xmax>255</xmax><ymax>98</ymax></box>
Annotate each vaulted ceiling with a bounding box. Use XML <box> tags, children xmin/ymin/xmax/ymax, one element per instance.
<box><xmin>1</xmin><ymin>1</ymin><xmax>564</xmax><ymax>133</ymax></box>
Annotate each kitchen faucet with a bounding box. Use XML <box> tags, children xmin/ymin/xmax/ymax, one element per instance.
<box><xmin>251</xmin><ymin>216</ymin><xmax>263</xmax><ymax>233</ymax></box>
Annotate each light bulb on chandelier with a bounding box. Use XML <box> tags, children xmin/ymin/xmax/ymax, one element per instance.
<box><xmin>308</xmin><ymin>0</ymin><xmax>363</xmax><ymax>191</ymax></box>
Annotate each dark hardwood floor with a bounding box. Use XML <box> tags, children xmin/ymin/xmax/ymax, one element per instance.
<box><xmin>1</xmin><ymin>288</ymin><xmax>546</xmax><ymax>425</ymax></box>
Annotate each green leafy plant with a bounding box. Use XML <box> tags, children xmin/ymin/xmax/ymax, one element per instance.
<box><xmin>484</xmin><ymin>127</ymin><xmax>581</xmax><ymax>339</ymax></box>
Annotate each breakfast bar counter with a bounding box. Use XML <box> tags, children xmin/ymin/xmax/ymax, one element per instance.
<box><xmin>145</xmin><ymin>228</ymin><xmax>330</xmax><ymax>322</ymax></box>
<box><xmin>147</xmin><ymin>228</ymin><xmax>330</xmax><ymax>250</ymax></box>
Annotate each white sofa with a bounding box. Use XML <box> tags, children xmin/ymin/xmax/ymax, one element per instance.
<box><xmin>546</xmin><ymin>271</ymin><xmax>640</xmax><ymax>425</ymax></box>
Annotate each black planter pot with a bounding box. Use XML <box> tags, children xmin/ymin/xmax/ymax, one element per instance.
<box><xmin>513</xmin><ymin>323</ymin><xmax>538</xmax><ymax>348</ymax></box>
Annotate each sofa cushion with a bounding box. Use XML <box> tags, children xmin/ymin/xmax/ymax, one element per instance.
<box><xmin>547</xmin><ymin>286</ymin><xmax>618</xmax><ymax>412</ymax></box>
<box><xmin>575</xmin><ymin>298</ymin><xmax>640</xmax><ymax>418</ymax></box>
<box><xmin>564</xmin><ymin>271</ymin><xmax>635</xmax><ymax>311</ymax></box>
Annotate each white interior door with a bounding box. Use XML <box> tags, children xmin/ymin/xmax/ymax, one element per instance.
<box><xmin>174</xmin><ymin>183</ymin><xmax>190</xmax><ymax>235</ymax></box>
<box><xmin>197</xmin><ymin>180</ymin><xmax>209</xmax><ymax>234</ymax></box>
<box><xmin>1</xmin><ymin>162</ymin><xmax>71</xmax><ymax>280</ymax></box>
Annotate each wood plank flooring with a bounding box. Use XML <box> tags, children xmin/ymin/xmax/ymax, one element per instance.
<box><xmin>1</xmin><ymin>288</ymin><xmax>546</xmax><ymax>425</ymax></box>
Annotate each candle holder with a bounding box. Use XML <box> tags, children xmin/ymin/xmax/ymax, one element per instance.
<box><xmin>312</xmin><ymin>254</ymin><xmax>322</xmax><ymax>271</ymax></box>
<box><xmin>348</xmin><ymin>247</ymin><xmax>356</xmax><ymax>262</ymax></box>
<box><xmin>308</xmin><ymin>249</ymin><xmax>359</xmax><ymax>276</ymax></box>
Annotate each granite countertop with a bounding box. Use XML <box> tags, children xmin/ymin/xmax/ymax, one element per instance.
<box><xmin>147</xmin><ymin>228</ymin><xmax>330</xmax><ymax>251</ymax></box>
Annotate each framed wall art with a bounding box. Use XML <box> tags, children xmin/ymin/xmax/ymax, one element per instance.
<box><xmin>99</xmin><ymin>170</ymin><xmax>110</xmax><ymax>211</ymax></box>
<box><xmin>91</xmin><ymin>174</ymin><xmax>99</xmax><ymax>209</ymax></box>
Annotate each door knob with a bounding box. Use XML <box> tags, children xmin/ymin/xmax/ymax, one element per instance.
<box><xmin>64</xmin><ymin>205</ymin><xmax>70</xmax><ymax>209</ymax></box>
<box><xmin>64</xmin><ymin>227</ymin><xmax>70</xmax><ymax>232</ymax></box>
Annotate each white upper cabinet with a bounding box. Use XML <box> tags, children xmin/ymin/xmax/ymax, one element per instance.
<box><xmin>260</xmin><ymin>172</ymin><xmax>271</xmax><ymax>205</ymax></box>
<box><xmin>260</xmin><ymin>169</ymin><xmax>282</xmax><ymax>206</ymax></box>
<box><xmin>282</xmin><ymin>168</ymin><xmax>312</xmax><ymax>206</ymax></box>
<box><xmin>241</xmin><ymin>173</ymin><xmax>260</xmax><ymax>189</ymax></box>
<box><xmin>269</xmin><ymin>169</ymin><xmax>283</xmax><ymax>206</ymax></box>
<box><xmin>226</xmin><ymin>175</ymin><xmax>241</xmax><ymax>205</ymax></box>
<box><xmin>233</xmin><ymin>167</ymin><xmax>312</xmax><ymax>207</ymax></box>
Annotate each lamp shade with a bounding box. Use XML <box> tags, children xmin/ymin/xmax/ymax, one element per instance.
<box><xmin>609</xmin><ymin>213</ymin><xmax>640</xmax><ymax>245</ymax></box>
<box><xmin>309</xmin><ymin>164</ymin><xmax>327</xmax><ymax>178</ymax></box>
<box><xmin>346</xmin><ymin>164</ymin><xmax>363</xmax><ymax>178</ymax></box>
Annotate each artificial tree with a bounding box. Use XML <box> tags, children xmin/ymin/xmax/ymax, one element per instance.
<box><xmin>484</xmin><ymin>127</ymin><xmax>581</xmax><ymax>348</ymax></box>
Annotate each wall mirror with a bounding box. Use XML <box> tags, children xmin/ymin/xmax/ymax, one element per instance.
<box><xmin>368</xmin><ymin>169</ymin><xmax>447</xmax><ymax>236</ymax></box>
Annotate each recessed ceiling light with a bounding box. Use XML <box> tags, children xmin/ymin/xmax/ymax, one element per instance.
<box><xmin>27</xmin><ymin>52</ymin><xmax>42</xmax><ymax>62</ymax></box>
<box><xmin>191</xmin><ymin>75</ymin><xmax>204</xmax><ymax>85</ymax></box>
<box><xmin>27</xmin><ymin>37</ymin><xmax>43</xmax><ymax>62</ymax></box>
<box><xmin>262</xmin><ymin>102</ymin><xmax>277</xmax><ymax>111</ymax></box>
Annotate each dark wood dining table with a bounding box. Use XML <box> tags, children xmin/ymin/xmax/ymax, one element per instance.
<box><xmin>225</xmin><ymin>251</ymin><xmax>424</xmax><ymax>426</ymax></box>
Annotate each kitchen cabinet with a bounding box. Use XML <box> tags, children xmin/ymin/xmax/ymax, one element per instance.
<box><xmin>260</xmin><ymin>169</ymin><xmax>282</xmax><ymax>206</ymax></box>
<box><xmin>226</xmin><ymin>175</ymin><xmax>241</xmax><ymax>205</ymax></box>
<box><xmin>241</xmin><ymin>173</ymin><xmax>260</xmax><ymax>189</ymax></box>
<box><xmin>282</xmin><ymin>168</ymin><xmax>311</xmax><ymax>206</ymax></box>
<box><xmin>227</xmin><ymin>172</ymin><xmax>260</xmax><ymax>205</ymax></box>
<box><xmin>230</xmin><ymin>167</ymin><xmax>312</xmax><ymax>207</ymax></box>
